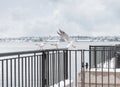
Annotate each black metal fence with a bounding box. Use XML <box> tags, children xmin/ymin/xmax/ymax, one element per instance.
<box><xmin>1</xmin><ymin>45</ymin><xmax>120</xmax><ymax>87</ymax></box>
<box><xmin>80</xmin><ymin>45</ymin><xmax>120</xmax><ymax>87</ymax></box>
<box><xmin>89</xmin><ymin>45</ymin><xmax>120</xmax><ymax>68</ymax></box>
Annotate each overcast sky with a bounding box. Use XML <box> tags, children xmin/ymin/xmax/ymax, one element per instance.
<box><xmin>0</xmin><ymin>0</ymin><xmax>120</xmax><ymax>37</ymax></box>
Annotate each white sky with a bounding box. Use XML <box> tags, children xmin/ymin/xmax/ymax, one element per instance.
<box><xmin>0</xmin><ymin>0</ymin><xmax>120</xmax><ymax>37</ymax></box>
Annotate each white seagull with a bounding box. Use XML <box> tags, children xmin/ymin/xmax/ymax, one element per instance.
<box><xmin>57</xmin><ymin>29</ymin><xmax>76</xmax><ymax>48</ymax></box>
<box><xmin>35</xmin><ymin>42</ymin><xmax>46</xmax><ymax>50</ymax></box>
<box><xmin>50</xmin><ymin>41</ymin><xmax>59</xmax><ymax>49</ymax></box>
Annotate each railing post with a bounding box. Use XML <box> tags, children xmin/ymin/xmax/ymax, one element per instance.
<box><xmin>42</xmin><ymin>51</ymin><xmax>49</xmax><ymax>87</ymax></box>
<box><xmin>63</xmin><ymin>50</ymin><xmax>68</xmax><ymax>80</ymax></box>
<box><xmin>81</xmin><ymin>50</ymin><xmax>85</xmax><ymax>87</ymax></box>
<box><xmin>42</xmin><ymin>51</ymin><xmax>46</xmax><ymax>87</ymax></box>
<box><xmin>45</xmin><ymin>51</ymin><xmax>49</xmax><ymax>87</ymax></box>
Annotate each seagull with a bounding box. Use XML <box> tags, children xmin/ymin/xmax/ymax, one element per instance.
<box><xmin>50</xmin><ymin>41</ymin><xmax>59</xmax><ymax>49</ymax></box>
<box><xmin>35</xmin><ymin>42</ymin><xmax>46</xmax><ymax>49</ymax></box>
<box><xmin>57</xmin><ymin>29</ymin><xmax>76</xmax><ymax>48</ymax></box>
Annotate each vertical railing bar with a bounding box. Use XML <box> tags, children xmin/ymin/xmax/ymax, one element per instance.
<box><xmin>28</xmin><ymin>57</ymin><xmax>30</xmax><ymax>87</ymax></box>
<box><xmin>95</xmin><ymin>48</ymin><xmax>97</xmax><ymax>87</ymax></box>
<box><xmin>18</xmin><ymin>55</ymin><xmax>20</xmax><ymax>87</ymax></box>
<box><xmin>39</xmin><ymin>55</ymin><xmax>40</xmax><ymax>87</ymax></box>
<box><xmin>11</xmin><ymin>59</ymin><xmax>12</xmax><ymax>87</ymax></box>
<box><xmin>42</xmin><ymin>54</ymin><xmax>43</xmax><ymax>87</ymax></box>
<box><xmin>112</xmin><ymin>48</ymin><xmax>115</xmax><ymax>87</ymax></box>
<box><xmin>48</xmin><ymin>51</ymin><xmax>49</xmax><ymax>86</ymax></box>
<box><xmin>75</xmin><ymin>50</ymin><xmax>77</xmax><ymax>87</ymax></box>
<box><xmin>49</xmin><ymin>52</ymin><xmax>52</xmax><ymax>85</ymax></box>
<box><xmin>54</xmin><ymin>51</ymin><xmax>56</xmax><ymax>85</ymax></box>
<box><xmin>106</xmin><ymin>48</ymin><xmax>110</xmax><ymax>87</ymax></box>
<box><xmin>64</xmin><ymin>49</ymin><xmax>68</xmax><ymax>87</ymax></box>
<box><xmin>37</xmin><ymin>55</ymin><xmax>40</xmax><ymax>87</ymax></box>
<box><xmin>51</xmin><ymin>51</ymin><xmax>53</xmax><ymax>83</ymax></box>
<box><xmin>22</xmin><ymin>57</ymin><xmax>24</xmax><ymax>87</ymax></box>
<box><xmin>39</xmin><ymin>55</ymin><xmax>41</xmax><ymax>87</ymax></box>
<box><xmin>52</xmin><ymin>51</ymin><xmax>55</xmax><ymax>87</ymax></box>
<box><xmin>81</xmin><ymin>50</ymin><xmax>83</xmax><ymax>87</ymax></box>
<box><xmin>64</xmin><ymin>51</ymin><xmax>65</xmax><ymax>87</ymax></box>
<box><xmin>36</xmin><ymin>55</ymin><xmax>38</xmax><ymax>87</ymax></box>
<box><xmin>114</xmin><ymin>52</ymin><xmax>116</xmax><ymax>87</ymax></box>
<box><xmin>31</xmin><ymin>56</ymin><xmax>33</xmax><ymax>87</ymax></box>
<box><xmin>98</xmin><ymin>49</ymin><xmax>100</xmax><ymax>68</ymax></box>
<box><xmin>34</xmin><ymin>53</ymin><xmax>36</xmax><ymax>87</ymax></box>
<box><xmin>56</xmin><ymin>51</ymin><xmax>57</xmax><ymax>84</ymax></box>
<box><xmin>42</xmin><ymin>51</ymin><xmax>46</xmax><ymax>87</ymax></box>
<box><xmin>83</xmin><ymin>50</ymin><xmax>85</xmax><ymax>87</ymax></box>
<box><xmin>66</xmin><ymin>50</ymin><xmax>68</xmax><ymax>80</ymax></box>
<box><xmin>48</xmin><ymin>52</ymin><xmax>51</xmax><ymax>85</ymax></box>
<box><xmin>2</xmin><ymin>60</ymin><xmax>4</xmax><ymax>87</ymax></box>
<box><xmin>51</xmin><ymin>53</ymin><xmax>53</xmax><ymax>86</ymax></box>
<box><xmin>14</xmin><ymin>59</ymin><xmax>16</xmax><ymax>87</ymax></box>
<box><xmin>58</xmin><ymin>51</ymin><xmax>60</xmax><ymax>87</ymax></box>
<box><xmin>25</xmin><ymin>57</ymin><xmax>27</xmax><ymax>87</ymax></box>
<box><xmin>102</xmin><ymin>49</ymin><xmax>105</xmax><ymax>87</ymax></box>
<box><xmin>63</xmin><ymin>51</ymin><xmax>65</xmax><ymax>87</ymax></box>
<box><xmin>69</xmin><ymin>51</ymin><xmax>71</xmax><ymax>87</ymax></box>
<box><xmin>110</xmin><ymin>49</ymin><xmax>112</xmax><ymax>87</ymax></box>
<box><xmin>6</xmin><ymin>60</ymin><xmax>8</xmax><ymax>87</ymax></box>
<box><xmin>94</xmin><ymin>47</ymin><xmax>97</xmax><ymax>68</ymax></box>
<box><xmin>81</xmin><ymin>50</ymin><xmax>85</xmax><ymax>87</ymax></box>
<box><xmin>94</xmin><ymin>47</ymin><xmax>97</xmax><ymax>87</ymax></box>
<box><xmin>89</xmin><ymin>46</ymin><xmax>91</xmax><ymax>87</ymax></box>
<box><xmin>108</xmin><ymin>49</ymin><xmax>110</xmax><ymax>87</ymax></box>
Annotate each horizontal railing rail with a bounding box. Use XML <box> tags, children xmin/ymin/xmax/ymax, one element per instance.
<box><xmin>0</xmin><ymin>48</ymin><xmax>68</xmax><ymax>57</ymax></box>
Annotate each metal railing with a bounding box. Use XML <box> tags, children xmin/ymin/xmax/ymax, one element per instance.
<box><xmin>67</xmin><ymin>48</ymin><xmax>120</xmax><ymax>87</ymax></box>
<box><xmin>1</xmin><ymin>45</ymin><xmax>120</xmax><ymax>87</ymax></box>
<box><xmin>0</xmin><ymin>48</ymin><xmax>68</xmax><ymax>87</ymax></box>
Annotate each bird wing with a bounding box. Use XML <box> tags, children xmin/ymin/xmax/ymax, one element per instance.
<box><xmin>57</xmin><ymin>29</ymin><xmax>70</xmax><ymax>42</ymax></box>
